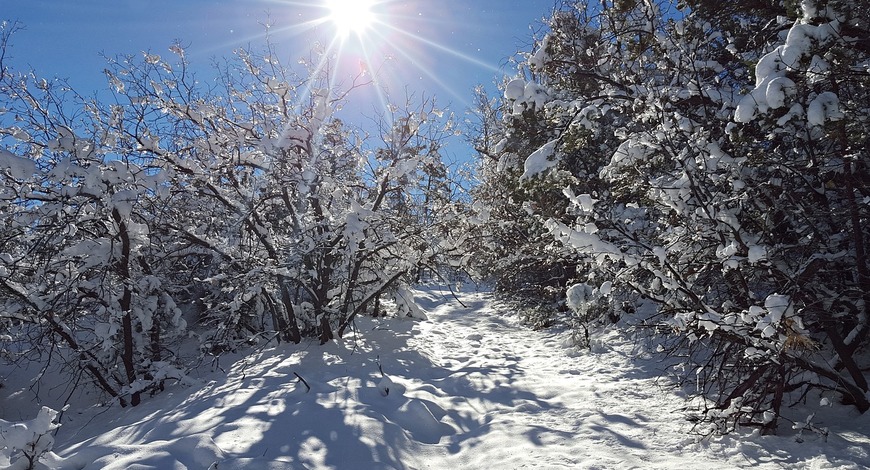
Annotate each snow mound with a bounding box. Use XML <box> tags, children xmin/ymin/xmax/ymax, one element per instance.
<box><xmin>52</xmin><ymin>432</ymin><xmax>226</xmax><ymax>470</ymax></box>
<box><xmin>392</xmin><ymin>399</ymin><xmax>449</xmax><ymax>444</ymax></box>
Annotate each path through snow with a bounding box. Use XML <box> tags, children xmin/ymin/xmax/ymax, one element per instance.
<box><xmin>34</xmin><ymin>287</ymin><xmax>870</xmax><ymax>469</ymax></box>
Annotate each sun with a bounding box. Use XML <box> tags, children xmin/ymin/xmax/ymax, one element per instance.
<box><xmin>326</xmin><ymin>0</ymin><xmax>376</xmax><ymax>37</ymax></box>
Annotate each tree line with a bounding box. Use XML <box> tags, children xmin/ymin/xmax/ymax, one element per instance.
<box><xmin>0</xmin><ymin>26</ymin><xmax>460</xmax><ymax>407</ymax></box>
<box><xmin>463</xmin><ymin>0</ymin><xmax>869</xmax><ymax>434</ymax></box>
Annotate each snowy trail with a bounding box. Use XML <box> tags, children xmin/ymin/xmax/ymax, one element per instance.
<box><xmin>44</xmin><ymin>287</ymin><xmax>870</xmax><ymax>469</ymax></box>
<box><xmin>408</xmin><ymin>289</ymin><xmax>868</xmax><ymax>470</ymax></box>
<box><xmin>405</xmin><ymin>290</ymin><xmax>703</xmax><ymax>469</ymax></box>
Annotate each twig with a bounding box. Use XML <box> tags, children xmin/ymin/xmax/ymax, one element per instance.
<box><xmin>294</xmin><ymin>372</ymin><xmax>311</xmax><ymax>393</ymax></box>
<box><xmin>236</xmin><ymin>331</ymin><xmax>282</xmax><ymax>381</ymax></box>
<box><xmin>430</xmin><ymin>270</ymin><xmax>468</xmax><ymax>308</ymax></box>
<box><xmin>376</xmin><ymin>355</ymin><xmax>385</xmax><ymax>377</ymax></box>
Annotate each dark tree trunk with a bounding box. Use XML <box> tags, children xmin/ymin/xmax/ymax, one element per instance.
<box><xmin>113</xmin><ymin>207</ymin><xmax>140</xmax><ymax>407</ymax></box>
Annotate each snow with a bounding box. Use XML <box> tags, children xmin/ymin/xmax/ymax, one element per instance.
<box><xmin>528</xmin><ymin>35</ymin><xmax>551</xmax><ymax>71</ymax></box>
<box><xmin>0</xmin><ymin>148</ymin><xmax>37</xmax><ymax>180</ymax></box>
<box><xmin>562</xmin><ymin>187</ymin><xmax>598</xmax><ymax>213</ymax></box>
<box><xmin>8</xmin><ymin>286</ymin><xmax>869</xmax><ymax>469</ymax></box>
<box><xmin>807</xmin><ymin>91</ymin><xmax>842</xmax><ymax>127</ymax></box>
<box><xmin>566</xmin><ymin>283</ymin><xmax>594</xmax><ymax>312</ymax></box>
<box><xmin>503</xmin><ymin>77</ymin><xmax>550</xmax><ymax>114</ymax></box>
<box><xmin>801</xmin><ymin>0</ymin><xmax>819</xmax><ymax>20</ymax></box>
<box><xmin>734</xmin><ymin>9</ymin><xmax>841</xmax><ymax>125</ymax></box>
<box><xmin>520</xmin><ymin>139</ymin><xmax>559</xmax><ymax>180</ymax></box>
<box><xmin>523</xmin><ymin>82</ymin><xmax>549</xmax><ymax>110</ymax></box>
<box><xmin>503</xmin><ymin>78</ymin><xmax>526</xmax><ymax>101</ymax></box>
<box><xmin>763</xmin><ymin>294</ymin><xmax>792</xmax><ymax>323</ymax></box>
<box><xmin>0</xmin><ymin>406</ymin><xmax>62</xmax><ymax>469</ymax></box>
<box><xmin>747</xmin><ymin>245</ymin><xmax>767</xmax><ymax>264</ymax></box>
<box><xmin>764</xmin><ymin>76</ymin><xmax>794</xmax><ymax>109</ymax></box>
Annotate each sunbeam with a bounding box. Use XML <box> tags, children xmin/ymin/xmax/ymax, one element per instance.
<box><xmin>379</xmin><ymin>22</ymin><xmax>502</xmax><ymax>74</ymax></box>
<box><xmin>230</xmin><ymin>0</ymin><xmax>506</xmax><ymax>117</ymax></box>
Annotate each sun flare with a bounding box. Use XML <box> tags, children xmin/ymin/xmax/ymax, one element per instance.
<box><xmin>327</xmin><ymin>0</ymin><xmax>376</xmax><ymax>36</ymax></box>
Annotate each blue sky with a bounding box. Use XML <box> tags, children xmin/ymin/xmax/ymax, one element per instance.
<box><xmin>4</xmin><ymin>0</ymin><xmax>554</xmax><ymax>159</ymax></box>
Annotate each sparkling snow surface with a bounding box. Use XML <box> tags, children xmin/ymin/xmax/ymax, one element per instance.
<box><xmin>36</xmin><ymin>287</ymin><xmax>870</xmax><ymax>469</ymax></box>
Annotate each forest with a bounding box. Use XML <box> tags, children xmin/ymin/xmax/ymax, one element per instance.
<box><xmin>0</xmin><ymin>0</ymin><xmax>868</xmax><ymax>467</ymax></box>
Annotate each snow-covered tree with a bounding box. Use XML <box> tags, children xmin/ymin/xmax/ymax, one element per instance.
<box><xmin>470</xmin><ymin>0</ymin><xmax>869</xmax><ymax>433</ymax></box>
<box><xmin>0</xmin><ymin>25</ymin><xmax>456</xmax><ymax>406</ymax></box>
<box><xmin>463</xmin><ymin>77</ymin><xmax>586</xmax><ymax>327</ymax></box>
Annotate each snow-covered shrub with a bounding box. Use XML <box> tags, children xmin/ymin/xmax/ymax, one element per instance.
<box><xmin>565</xmin><ymin>281</ymin><xmax>616</xmax><ymax>347</ymax></box>
<box><xmin>0</xmin><ymin>406</ymin><xmax>62</xmax><ymax>470</ymax></box>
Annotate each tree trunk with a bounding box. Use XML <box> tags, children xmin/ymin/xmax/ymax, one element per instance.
<box><xmin>278</xmin><ymin>279</ymin><xmax>302</xmax><ymax>343</ymax></box>
<box><xmin>113</xmin><ymin>207</ymin><xmax>140</xmax><ymax>406</ymax></box>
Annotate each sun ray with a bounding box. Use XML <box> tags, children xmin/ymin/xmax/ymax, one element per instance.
<box><xmin>372</xmin><ymin>33</ymin><xmax>471</xmax><ymax>108</ymax></box>
<box><xmin>350</xmin><ymin>22</ymin><xmax>495</xmax><ymax>109</ymax></box>
<box><xmin>354</xmin><ymin>40</ymin><xmax>394</xmax><ymax>123</ymax></box>
<box><xmin>238</xmin><ymin>0</ymin><xmax>508</xmax><ymax>125</ymax></box>
<box><xmin>378</xmin><ymin>22</ymin><xmax>502</xmax><ymax>74</ymax></box>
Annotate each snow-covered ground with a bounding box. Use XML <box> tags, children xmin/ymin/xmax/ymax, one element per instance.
<box><xmin>7</xmin><ymin>286</ymin><xmax>870</xmax><ymax>469</ymax></box>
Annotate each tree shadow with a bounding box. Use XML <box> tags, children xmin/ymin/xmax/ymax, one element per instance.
<box><xmin>54</xmin><ymin>292</ymin><xmax>557</xmax><ymax>469</ymax></box>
